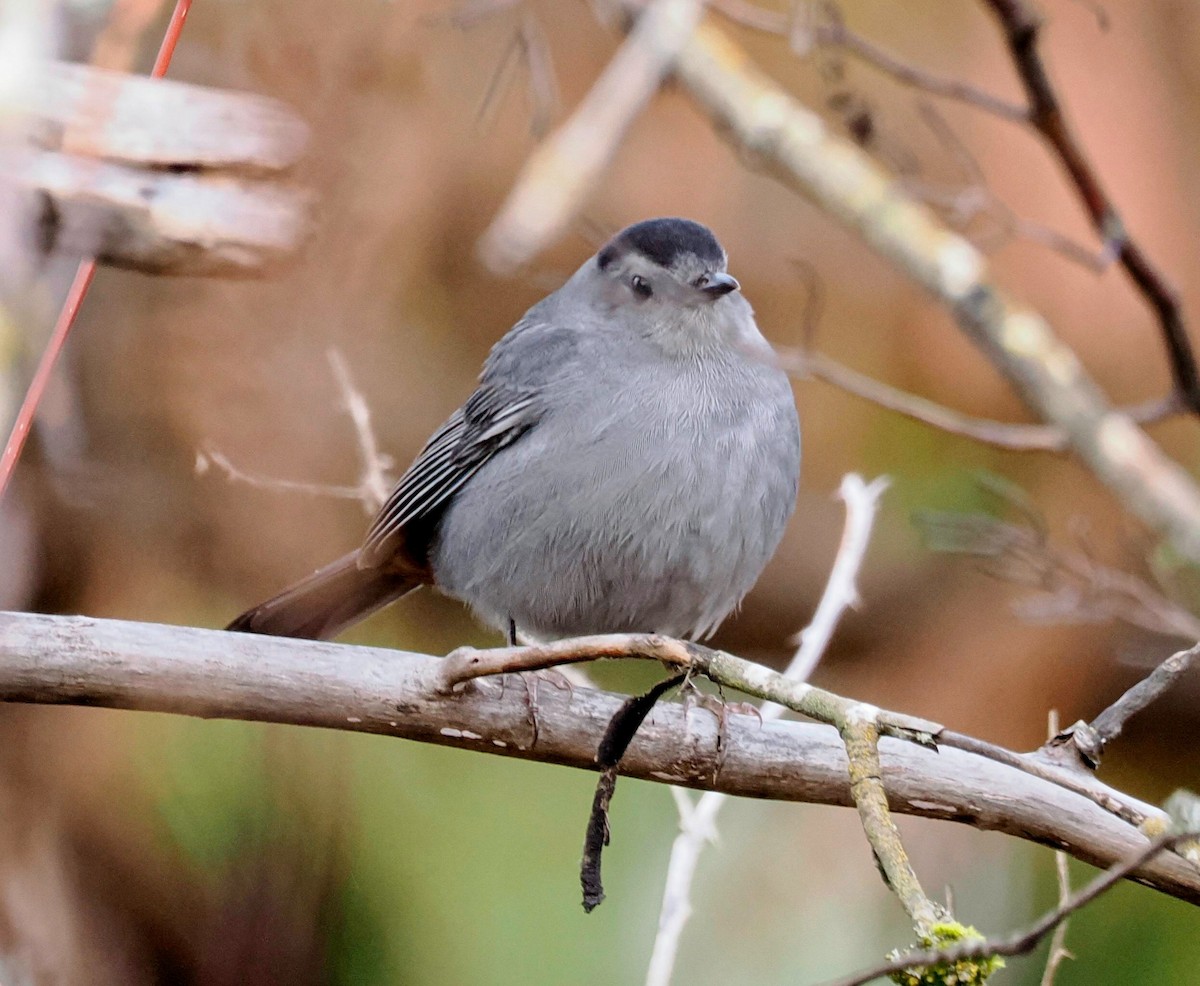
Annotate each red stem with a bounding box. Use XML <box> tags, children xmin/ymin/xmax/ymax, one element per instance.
<box><xmin>0</xmin><ymin>0</ymin><xmax>194</xmax><ymax>500</ymax></box>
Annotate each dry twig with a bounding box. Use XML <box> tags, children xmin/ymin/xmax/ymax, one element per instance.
<box><xmin>197</xmin><ymin>349</ymin><xmax>394</xmax><ymax>514</ymax></box>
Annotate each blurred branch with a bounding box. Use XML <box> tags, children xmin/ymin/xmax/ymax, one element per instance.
<box><xmin>475</xmin><ymin>12</ymin><xmax>560</xmax><ymax>138</ymax></box>
<box><xmin>0</xmin><ymin>60</ymin><xmax>313</xmax><ymax>276</ymax></box>
<box><xmin>824</xmin><ymin>831</ymin><xmax>1197</xmax><ymax>986</ymax></box>
<box><xmin>2</xmin><ymin>612</ymin><xmax>1196</xmax><ymax>904</ymax></box>
<box><xmin>647</xmin><ymin>474</ymin><xmax>887</xmax><ymax>986</ymax></box>
<box><xmin>905</xmin><ymin>100</ymin><xmax>1117</xmax><ymax>273</ymax></box>
<box><xmin>478</xmin><ymin>0</ymin><xmax>705</xmax><ymax>273</ymax></box>
<box><xmin>722</xmin><ymin>0</ymin><xmax>1200</xmax><ymax>415</ymax></box>
<box><xmin>664</xmin><ymin>15</ymin><xmax>1200</xmax><ymax>567</ymax></box>
<box><xmin>915</xmin><ymin>510</ymin><xmax>1200</xmax><ymax>640</ymax></box>
<box><xmin>785</xmin><ymin>349</ymin><xmax>1181</xmax><ymax>452</ymax></box>
<box><xmin>979</xmin><ymin>0</ymin><xmax>1200</xmax><ymax>414</ymax></box>
<box><xmin>28</xmin><ymin>60</ymin><xmax>308</xmax><ymax>173</ymax></box>
<box><xmin>3</xmin><ymin>147</ymin><xmax>312</xmax><ymax>276</ymax></box>
<box><xmin>0</xmin><ymin>0</ymin><xmax>195</xmax><ymax>502</ymax></box>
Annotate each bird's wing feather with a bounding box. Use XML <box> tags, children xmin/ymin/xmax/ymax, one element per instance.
<box><xmin>358</xmin><ymin>319</ymin><xmax>578</xmax><ymax>569</ymax></box>
<box><xmin>358</xmin><ymin>385</ymin><xmax>542</xmax><ymax>568</ymax></box>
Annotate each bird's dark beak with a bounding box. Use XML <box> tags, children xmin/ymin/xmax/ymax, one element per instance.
<box><xmin>698</xmin><ymin>271</ymin><xmax>740</xmax><ymax>298</ymax></box>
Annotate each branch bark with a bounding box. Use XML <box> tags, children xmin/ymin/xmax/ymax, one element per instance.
<box><xmin>0</xmin><ymin>611</ymin><xmax>1197</xmax><ymax>906</ymax></box>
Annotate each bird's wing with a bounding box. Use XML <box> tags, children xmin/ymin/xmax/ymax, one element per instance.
<box><xmin>358</xmin><ymin>383</ymin><xmax>542</xmax><ymax>568</ymax></box>
<box><xmin>359</xmin><ymin>318</ymin><xmax>579</xmax><ymax>569</ymax></box>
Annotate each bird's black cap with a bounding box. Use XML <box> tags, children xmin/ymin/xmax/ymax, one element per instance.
<box><xmin>598</xmin><ymin>218</ymin><xmax>726</xmax><ymax>272</ymax></box>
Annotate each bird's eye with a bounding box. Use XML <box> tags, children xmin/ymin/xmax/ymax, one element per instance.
<box><xmin>630</xmin><ymin>275</ymin><xmax>652</xmax><ymax>299</ymax></box>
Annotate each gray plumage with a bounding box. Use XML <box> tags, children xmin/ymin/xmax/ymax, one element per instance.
<box><xmin>228</xmin><ymin>218</ymin><xmax>801</xmax><ymax>642</ymax></box>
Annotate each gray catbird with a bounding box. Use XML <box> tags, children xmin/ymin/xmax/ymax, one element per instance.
<box><xmin>227</xmin><ymin>218</ymin><xmax>801</xmax><ymax>643</ymax></box>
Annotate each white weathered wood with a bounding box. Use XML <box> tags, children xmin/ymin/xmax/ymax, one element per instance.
<box><xmin>25</xmin><ymin>61</ymin><xmax>309</xmax><ymax>172</ymax></box>
<box><xmin>2</xmin><ymin>146</ymin><xmax>312</xmax><ymax>275</ymax></box>
<box><xmin>0</xmin><ymin>611</ymin><xmax>1195</xmax><ymax>906</ymax></box>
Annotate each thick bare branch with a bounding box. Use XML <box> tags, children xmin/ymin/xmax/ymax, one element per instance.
<box><xmin>0</xmin><ymin>612</ymin><xmax>1197</xmax><ymax>906</ymax></box>
<box><xmin>1043</xmin><ymin>642</ymin><xmax>1200</xmax><ymax>772</ymax></box>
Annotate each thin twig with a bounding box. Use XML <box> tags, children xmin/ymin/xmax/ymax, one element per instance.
<box><xmin>822</xmin><ymin>832</ymin><xmax>1195</xmax><ymax>986</ymax></box>
<box><xmin>195</xmin><ymin>446</ymin><xmax>365</xmax><ymax>501</ymax></box>
<box><xmin>1038</xmin><ymin>848</ymin><xmax>1074</xmax><ymax>985</ymax></box>
<box><xmin>980</xmin><ymin>0</ymin><xmax>1200</xmax><ymax>414</ymax></box>
<box><xmin>199</xmin><ymin>352</ymin><xmax>394</xmax><ymax>513</ymax></box>
<box><xmin>908</xmin><ymin>100</ymin><xmax>1115</xmax><ymax>272</ymax></box>
<box><xmin>711</xmin><ymin>0</ymin><xmax>1027</xmax><ymax>121</ymax></box>
<box><xmin>786</xmin><ymin>349</ymin><xmax>1181</xmax><ymax>452</ymax></box>
<box><xmin>326</xmin><ymin>347</ymin><xmax>392</xmax><ymax>514</ymax></box>
<box><xmin>477</xmin><ymin>0</ymin><xmax>705</xmax><ymax>272</ymax></box>
<box><xmin>645</xmin><ymin>474</ymin><xmax>888</xmax><ymax>986</ymax></box>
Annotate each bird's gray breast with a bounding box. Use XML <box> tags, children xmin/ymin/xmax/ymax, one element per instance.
<box><xmin>430</xmin><ymin>345</ymin><xmax>800</xmax><ymax>640</ymax></box>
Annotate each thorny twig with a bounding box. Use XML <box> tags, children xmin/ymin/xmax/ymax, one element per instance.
<box><xmin>822</xmin><ymin>831</ymin><xmax>1197</xmax><ymax>986</ymax></box>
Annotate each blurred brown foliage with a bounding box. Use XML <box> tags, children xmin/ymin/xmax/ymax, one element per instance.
<box><xmin>3</xmin><ymin>0</ymin><xmax>1200</xmax><ymax>981</ymax></box>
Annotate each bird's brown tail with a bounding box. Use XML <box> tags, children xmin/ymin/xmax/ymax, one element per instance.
<box><xmin>226</xmin><ymin>551</ymin><xmax>421</xmax><ymax>641</ymax></box>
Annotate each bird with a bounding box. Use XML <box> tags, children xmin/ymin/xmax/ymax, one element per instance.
<box><xmin>227</xmin><ymin>217</ymin><xmax>801</xmax><ymax>645</ymax></box>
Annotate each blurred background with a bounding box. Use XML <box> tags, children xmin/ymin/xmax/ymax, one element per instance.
<box><xmin>1</xmin><ymin>0</ymin><xmax>1199</xmax><ymax>982</ymax></box>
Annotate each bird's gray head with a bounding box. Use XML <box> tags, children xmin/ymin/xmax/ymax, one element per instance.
<box><xmin>566</xmin><ymin>218</ymin><xmax>755</xmax><ymax>354</ymax></box>
<box><xmin>593</xmin><ymin>217</ymin><xmax>739</xmax><ymax>309</ymax></box>
<box><xmin>554</xmin><ymin>215</ymin><xmax>763</xmax><ymax>359</ymax></box>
